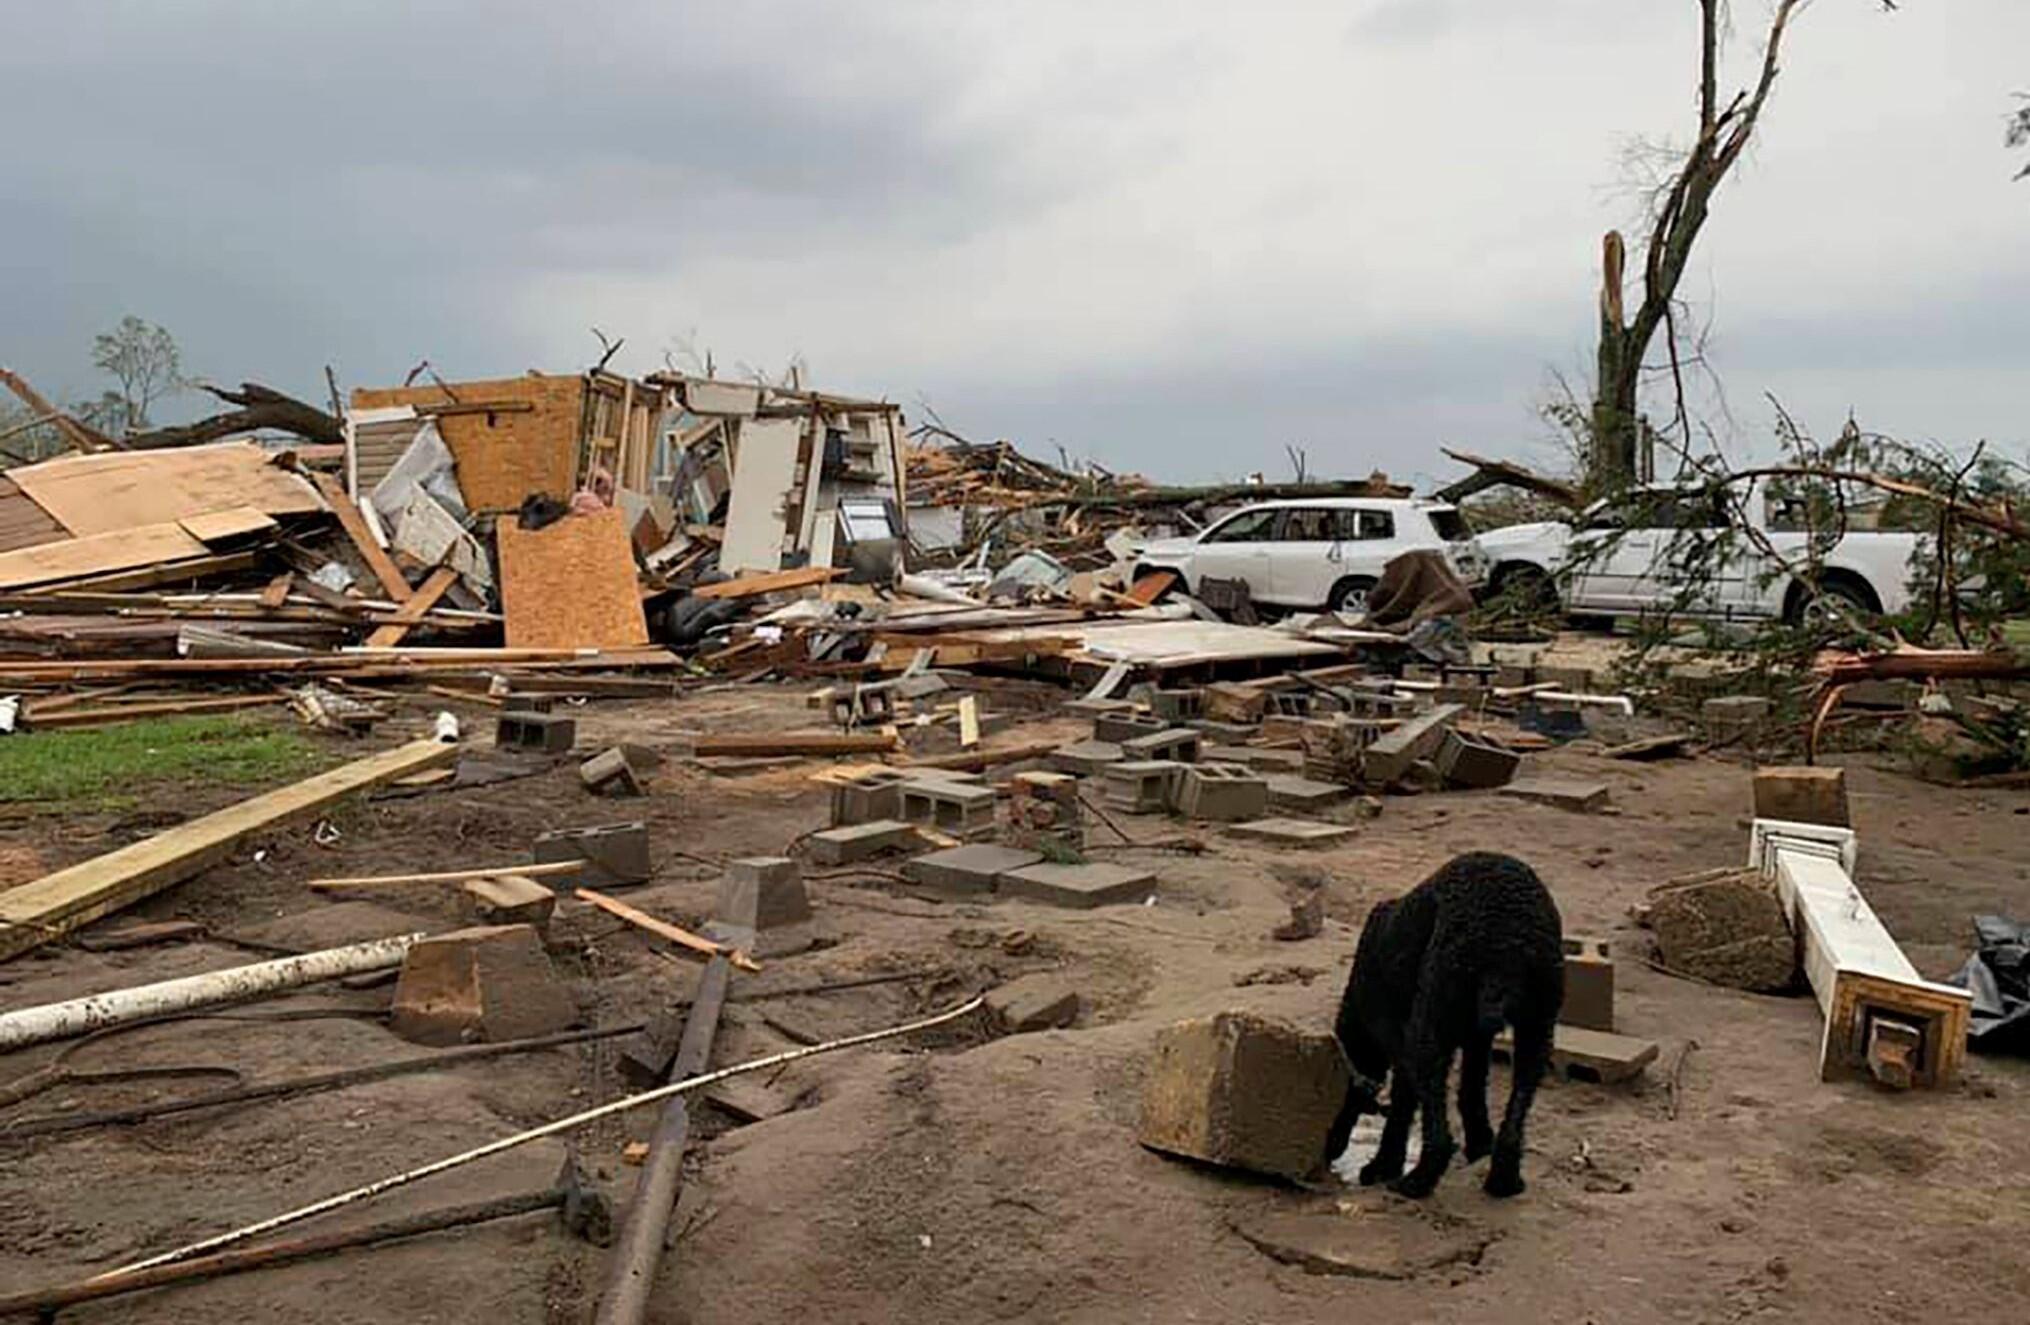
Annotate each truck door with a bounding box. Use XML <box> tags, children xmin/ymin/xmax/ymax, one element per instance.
<box><xmin>1188</xmin><ymin>507</ymin><xmax>1278</xmax><ymax>600</ymax></box>
<box><xmin>1266</xmin><ymin>506</ymin><xmax>1340</xmax><ymax>607</ymax></box>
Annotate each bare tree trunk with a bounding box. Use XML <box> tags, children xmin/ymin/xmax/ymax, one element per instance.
<box><xmin>124</xmin><ymin>382</ymin><xmax>343</xmax><ymax>450</ymax></box>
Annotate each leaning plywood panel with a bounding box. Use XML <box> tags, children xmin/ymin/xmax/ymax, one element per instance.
<box><xmin>0</xmin><ymin>522</ymin><xmax>210</xmax><ymax>589</ymax></box>
<box><xmin>0</xmin><ymin>478</ymin><xmax>69</xmax><ymax>554</ymax></box>
<box><xmin>351</xmin><ymin>375</ymin><xmax>585</xmax><ymax>512</ymax></box>
<box><xmin>495</xmin><ymin>508</ymin><xmax>649</xmax><ymax>650</ymax></box>
<box><xmin>8</xmin><ymin>441</ymin><xmax>324</xmax><ymax>538</ymax></box>
<box><xmin>720</xmin><ymin>418</ymin><xmax>803</xmax><ymax>574</ymax></box>
<box><xmin>0</xmin><ymin>738</ymin><xmax>461</xmax><ymax>961</ymax></box>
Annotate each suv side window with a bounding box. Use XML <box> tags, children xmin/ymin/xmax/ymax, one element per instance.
<box><xmin>1276</xmin><ymin>508</ymin><xmax>1336</xmax><ymax>541</ymax></box>
<box><xmin>1341</xmin><ymin>509</ymin><xmax>1393</xmax><ymax>541</ymax></box>
<box><xmin>1201</xmin><ymin>509</ymin><xmax>1277</xmax><ymax>544</ymax></box>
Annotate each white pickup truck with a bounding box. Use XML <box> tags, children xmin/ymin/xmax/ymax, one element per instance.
<box><xmin>1474</xmin><ymin>483</ymin><xmax>1923</xmax><ymax>624</ymax></box>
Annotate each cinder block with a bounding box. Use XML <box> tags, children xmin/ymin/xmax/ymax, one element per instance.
<box><xmin>1095</xmin><ymin>712</ymin><xmax>1167</xmax><ymax>744</ymax></box>
<box><xmin>1120</xmin><ymin>728</ymin><xmax>1203</xmax><ymax>764</ymax></box>
<box><xmin>1149</xmin><ymin>688</ymin><xmax>1205</xmax><ymax>722</ymax></box>
<box><xmin>1264</xmin><ymin>775</ymin><xmax>1348</xmax><ymax>811</ymax></box>
<box><xmin>984</xmin><ymin>973</ymin><xmax>1082</xmax><ymax>1033</ymax></box>
<box><xmin>1136</xmin><ymin>1011</ymin><xmax>1349</xmax><ymax>1181</ymax></box>
<box><xmin>807</xmin><ymin>819</ymin><xmax>918</xmax><ymax>865</ymax></box>
<box><xmin>1227</xmin><ymin>818</ymin><xmax>1359</xmax><ymax>849</ymax></box>
<box><xmin>1188</xmin><ymin>719</ymin><xmax>1259</xmax><ymax>742</ymax></box>
<box><xmin>999</xmin><ymin>861</ymin><xmax>1156</xmax><ymax>909</ymax></box>
<box><xmin>1048</xmin><ymin>740</ymin><xmax>1125</xmax><ymax>777</ymax></box>
<box><xmin>461</xmin><ymin>875</ymin><xmax>558</xmax><ymax>929</ymax></box>
<box><xmin>531</xmin><ymin>822</ymin><xmax>651</xmax><ymax>886</ymax></box>
<box><xmin>905</xmin><ymin>844</ymin><xmax>1042</xmax><ymax>898</ymax></box>
<box><xmin>1103</xmin><ymin>760</ymin><xmax>1181</xmax><ymax>813</ymax></box>
<box><xmin>1361</xmin><ymin>704</ymin><xmax>1461</xmax><ymax>786</ymax></box>
<box><xmin>897</xmin><ymin>780</ymin><xmax>998</xmax><ymax>841</ymax></box>
<box><xmin>391</xmin><ymin>924</ymin><xmax>578</xmax><ymax>1046</ymax></box>
<box><xmin>1499</xmin><ymin>778</ymin><xmax>1611</xmax><ymax>813</ymax></box>
<box><xmin>1434</xmin><ymin>728</ymin><xmax>1522</xmax><ymax>790</ymax></box>
<box><xmin>579</xmin><ymin>747</ymin><xmax>648</xmax><ymax>797</ymax></box>
<box><xmin>502</xmin><ymin>694</ymin><xmax>554</xmax><ymax>714</ymax></box>
<box><xmin>704</xmin><ymin>857</ymin><xmax>816</xmax><ymax>957</ymax></box>
<box><xmin>1174</xmin><ymin>763</ymin><xmax>1270</xmax><ymax>822</ymax></box>
<box><xmin>1752</xmin><ymin>765</ymin><xmax>1849</xmax><ymax>828</ymax></box>
<box><xmin>496</xmin><ymin>711</ymin><xmax>576</xmax><ymax>752</ymax></box>
<box><xmin>829</xmin><ymin>769</ymin><xmax>911</xmax><ymax>826</ymax></box>
<box><xmin>1703</xmin><ymin>695</ymin><xmax>1771</xmax><ymax>744</ymax></box>
<box><xmin>1561</xmin><ymin>935</ymin><xmax>1614</xmax><ymax>1033</ymax></box>
<box><xmin>1265</xmin><ymin>692</ymin><xmax>1315</xmax><ymax>719</ymax></box>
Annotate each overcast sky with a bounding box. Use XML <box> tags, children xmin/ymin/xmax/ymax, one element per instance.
<box><xmin>1</xmin><ymin>1</ymin><xmax>2023</xmax><ymax>486</ymax></box>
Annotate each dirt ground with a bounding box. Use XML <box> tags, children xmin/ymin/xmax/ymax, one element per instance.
<box><xmin>3</xmin><ymin>676</ymin><xmax>2029</xmax><ymax>1324</ymax></box>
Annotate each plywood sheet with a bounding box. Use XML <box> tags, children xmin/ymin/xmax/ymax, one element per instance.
<box><xmin>8</xmin><ymin>442</ymin><xmax>324</xmax><ymax>538</ymax></box>
<box><xmin>352</xmin><ymin>375</ymin><xmax>585</xmax><ymax>512</ymax></box>
<box><xmin>179</xmin><ymin>505</ymin><xmax>278</xmax><ymax>543</ymax></box>
<box><xmin>496</xmin><ymin>508</ymin><xmax>649</xmax><ymax>650</ymax></box>
<box><xmin>0</xmin><ymin>477</ymin><xmax>68</xmax><ymax>554</ymax></box>
<box><xmin>0</xmin><ymin>523</ymin><xmax>210</xmax><ymax>589</ymax></box>
<box><xmin>720</xmin><ymin>418</ymin><xmax>803</xmax><ymax>574</ymax></box>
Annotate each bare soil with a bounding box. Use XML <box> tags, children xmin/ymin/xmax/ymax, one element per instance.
<box><xmin>3</xmin><ymin>680</ymin><xmax>2028</xmax><ymax>1324</ymax></box>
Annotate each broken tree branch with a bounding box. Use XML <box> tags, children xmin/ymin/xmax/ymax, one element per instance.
<box><xmin>124</xmin><ymin>381</ymin><xmax>344</xmax><ymax>450</ymax></box>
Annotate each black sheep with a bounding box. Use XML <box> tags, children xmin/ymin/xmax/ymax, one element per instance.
<box><xmin>1321</xmin><ymin>852</ymin><xmax>1563</xmax><ymax>1199</ymax></box>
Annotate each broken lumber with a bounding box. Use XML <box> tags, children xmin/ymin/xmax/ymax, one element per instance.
<box><xmin>310</xmin><ymin>472</ymin><xmax>412</xmax><ymax>602</ymax></box>
<box><xmin>24</xmin><ymin>694</ymin><xmax>288</xmax><ymax>730</ymax></box>
<box><xmin>0</xmin><ymin>737</ymin><xmax>459</xmax><ymax>961</ymax></box>
<box><xmin>364</xmin><ymin>565</ymin><xmax>460</xmax><ymax>648</ymax></box>
<box><xmin>0</xmin><ymin>934</ymin><xmax>422</xmax><ymax>1052</ymax></box>
<box><xmin>307</xmin><ymin>859</ymin><xmax>587</xmax><ymax>891</ymax></box>
<box><xmin>687</xmin><ymin>731</ymin><xmax>899</xmax><ymax>758</ymax></box>
<box><xmin>575</xmin><ymin>887</ymin><xmax>761</xmax><ymax>972</ymax></box>
<box><xmin>691</xmin><ymin>567</ymin><xmax>841</xmax><ymax>600</ymax></box>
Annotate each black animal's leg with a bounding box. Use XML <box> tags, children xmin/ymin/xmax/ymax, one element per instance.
<box><xmin>1459</xmin><ymin>1030</ymin><xmax>1495</xmax><ymax>1163</ymax></box>
<box><xmin>1486</xmin><ymin>1015</ymin><xmax>1552</xmax><ymax>1198</ymax></box>
<box><xmin>1357</xmin><ymin>1076</ymin><xmax>1416</xmax><ymax>1186</ymax></box>
<box><xmin>1319</xmin><ymin>1082</ymin><xmax>1362</xmax><ymax>1176</ymax></box>
<box><xmin>1390</xmin><ymin>1017</ymin><xmax>1457</xmax><ymax>1199</ymax></box>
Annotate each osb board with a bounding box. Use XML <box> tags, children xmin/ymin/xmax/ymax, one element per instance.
<box><xmin>0</xmin><ymin>478</ymin><xmax>68</xmax><ymax>554</ymax></box>
<box><xmin>7</xmin><ymin>442</ymin><xmax>324</xmax><ymax>538</ymax></box>
<box><xmin>351</xmin><ymin>374</ymin><xmax>585</xmax><ymax>513</ymax></box>
<box><xmin>179</xmin><ymin>505</ymin><xmax>278</xmax><ymax>543</ymax></box>
<box><xmin>0</xmin><ymin>522</ymin><xmax>209</xmax><ymax>589</ymax></box>
<box><xmin>495</xmin><ymin>508</ymin><xmax>649</xmax><ymax>650</ymax></box>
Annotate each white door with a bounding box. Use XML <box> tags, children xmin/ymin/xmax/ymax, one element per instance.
<box><xmin>1187</xmin><ymin>507</ymin><xmax>1278</xmax><ymax>600</ymax></box>
<box><xmin>1265</xmin><ymin>506</ymin><xmax>1341</xmax><ymax>607</ymax></box>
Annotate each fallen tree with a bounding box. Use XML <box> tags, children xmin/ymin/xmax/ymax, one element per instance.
<box><xmin>126</xmin><ymin>381</ymin><xmax>343</xmax><ymax>450</ymax></box>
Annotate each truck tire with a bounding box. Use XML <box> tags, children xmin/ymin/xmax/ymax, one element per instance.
<box><xmin>1327</xmin><ymin>575</ymin><xmax>1379</xmax><ymax>614</ymax></box>
<box><xmin>1785</xmin><ymin>573</ymin><xmax>1880</xmax><ymax>628</ymax></box>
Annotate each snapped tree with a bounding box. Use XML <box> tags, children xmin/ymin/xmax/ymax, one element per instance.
<box><xmin>92</xmin><ymin>315</ymin><xmax>186</xmax><ymax>435</ymax></box>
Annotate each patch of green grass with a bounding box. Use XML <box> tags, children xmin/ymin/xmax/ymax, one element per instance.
<box><xmin>0</xmin><ymin>714</ymin><xmax>329</xmax><ymax>807</ymax></box>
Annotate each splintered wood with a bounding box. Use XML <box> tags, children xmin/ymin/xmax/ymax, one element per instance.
<box><xmin>496</xmin><ymin>510</ymin><xmax>650</xmax><ymax>651</ymax></box>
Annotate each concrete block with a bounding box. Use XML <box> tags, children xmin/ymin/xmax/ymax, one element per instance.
<box><xmin>1499</xmin><ymin>777</ymin><xmax>1611</xmax><ymax>813</ymax></box>
<box><xmin>1264</xmin><ymin>775</ymin><xmax>1348</xmax><ymax>811</ymax></box>
<box><xmin>1048</xmin><ymin>739</ymin><xmax>1125</xmax><ymax>777</ymax></box>
<box><xmin>1095</xmin><ymin>712</ymin><xmax>1167</xmax><ymax>744</ymax></box>
<box><xmin>1496</xmin><ymin>1024</ymin><xmax>1658</xmax><ymax>1085</ymax></box>
<box><xmin>1361</xmin><ymin>703</ymin><xmax>1461</xmax><ymax>786</ymax></box>
<box><xmin>1136</xmin><ymin>1011</ymin><xmax>1349</xmax><ymax>1181</ymax></box>
<box><xmin>892</xmin><ymin>672</ymin><xmax>950</xmax><ymax>700</ymax></box>
<box><xmin>1149</xmin><ymin>688</ymin><xmax>1204</xmax><ymax>722</ymax></box>
<box><xmin>1174</xmin><ymin>763</ymin><xmax>1270</xmax><ymax>822</ymax></box>
<box><xmin>1120</xmin><ymin>728</ymin><xmax>1203</xmax><ymax>764</ymax></box>
<box><xmin>495</xmin><ymin>711</ymin><xmax>576</xmax><ymax>752</ymax></box>
<box><xmin>984</xmin><ymin>973</ymin><xmax>1082</xmax><ymax>1033</ymax></box>
<box><xmin>1434</xmin><ymin>728</ymin><xmax>1521</xmax><ymax>790</ymax></box>
<box><xmin>1064</xmin><ymin>696</ymin><xmax>1132</xmax><ymax>717</ymax></box>
<box><xmin>1265</xmin><ymin>691</ymin><xmax>1315</xmax><ymax>719</ymax></box>
<box><xmin>807</xmin><ymin>819</ymin><xmax>917</xmax><ymax>866</ymax></box>
<box><xmin>703</xmin><ymin>857</ymin><xmax>815</xmax><ymax>957</ymax></box>
<box><xmin>461</xmin><ymin>875</ymin><xmax>558</xmax><ymax>929</ymax></box>
<box><xmin>391</xmin><ymin>924</ymin><xmax>578</xmax><ymax>1047</ymax></box>
<box><xmin>502</xmin><ymin>694</ymin><xmax>555</xmax><ymax>714</ymax></box>
<box><xmin>829</xmin><ymin>769</ymin><xmax>911</xmax><ymax>826</ymax></box>
<box><xmin>1103</xmin><ymin>760</ymin><xmax>1181</xmax><ymax>813</ymax></box>
<box><xmin>1561</xmin><ymin>935</ymin><xmax>1614</xmax><ymax>1033</ymax></box>
<box><xmin>1703</xmin><ymin>694</ymin><xmax>1772</xmax><ymax>744</ymax></box>
<box><xmin>1227</xmin><ymin>818</ymin><xmax>1359</xmax><ymax>849</ymax></box>
<box><xmin>999</xmin><ymin>861</ymin><xmax>1156</xmax><ymax>909</ymax></box>
<box><xmin>905</xmin><ymin>844</ymin><xmax>1043</xmax><ymax>898</ymax></box>
<box><xmin>1518</xmin><ymin>702</ymin><xmax>1587</xmax><ymax>742</ymax></box>
<box><xmin>531</xmin><ymin>822</ymin><xmax>651</xmax><ymax>886</ymax></box>
<box><xmin>1752</xmin><ymin>765</ymin><xmax>1850</xmax><ymax>828</ymax></box>
<box><xmin>1188</xmin><ymin>719</ymin><xmax>1259</xmax><ymax>742</ymax></box>
<box><xmin>897</xmin><ymin>780</ymin><xmax>998</xmax><ymax>841</ymax></box>
<box><xmin>579</xmin><ymin>747</ymin><xmax>648</xmax><ymax>797</ymax></box>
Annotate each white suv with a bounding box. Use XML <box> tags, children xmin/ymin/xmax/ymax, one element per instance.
<box><xmin>1132</xmin><ymin>498</ymin><xmax>1488</xmax><ymax>613</ymax></box>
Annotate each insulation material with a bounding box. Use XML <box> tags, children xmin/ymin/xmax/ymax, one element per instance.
<box><xmin>369</xmin><ymin>420</ymin><xmax>465</xmax><ymax>524</ymax></box>
<box><xmin>351</xmin><ymin>375</ymin><xmax>586</xmax><ymax>513</ymax></box>
<box><xmin>719</xmin><ymin>418</ymin><xmax>803</xmax><ymax>574</ymax></box>
<box><xmin>392</xmin><ymin>489</ymin><xmax>493</xmax><ymax>592</ymax></box>
<box><xmin>495</xmin><ymin>508</ymin><xmax>649</xmax><ymax>650</ymax></box>
<box><xmin>7</xmin><ymin>441</ymin><xmax>324</xmax><ymax>537</ymax></box>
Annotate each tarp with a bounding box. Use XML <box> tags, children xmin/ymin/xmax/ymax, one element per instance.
<box><xmin>1946</xmin><ymin>914</ymin><xmax>2030</xmax><ymax>1053</ymax></box>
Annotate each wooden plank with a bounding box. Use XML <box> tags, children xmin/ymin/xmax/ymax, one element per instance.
<box><xmin>0</xmin><ymin>477</ymin><xmax>70</xmax><ymax>554</ymax></box>
<box><xmin>0</xmin><ymin>522</ymin><xmax>210</xmax><ymax>590</ymax></box>
<box><xmin>1126</xmin><ymin>570</ymin><xmax>1177</xmax><ymax>605</ymax></box>
<box><xmin>8</xmin><ymin>441</ymin><xmax>323</xmax><ymax>537</ymax></box>
<box><xmin>258</xmin><ymin>573</ymin><xmax>295</xmax><ymax>609</ymax></box>
<box><xmin>0</xmin><ymin>738</ymin><xmax>461</xmax><ymax>961</ymax></box>
<box><xmin>495</xmin><ymin>509</ymin><xmax>649</xmax><ymax>651</ymax></box>
<box><xmin>691</xmin><ymin>567</ymin><xmax>841</xmax><ymax>600</ymax></box>
<box><xmin>178</xmin><ymin>505</ymin><xmax>278</xmax><ymax>544</ymax></box>
<box><xmin>26</xmin><ymin>695</ymin><xmax>289</xmax><ymax>730</ymax></box>
<box><xmin>686</xmin><ymin>731</ymin><xmax>899</xmax><ymax>758</ymax></box>
<box><xmin>15</xmin><ymin>551</ymin><xmax>263</xmax><ymax>596</ymax></box>
<box><xmin>957</xmin><ymin>696</ymin><xmax>980</xmax><ymax>748</ymax></box>
<box><xmin>364</xmin><ymin>566</ymin><xmax>460</xmax><ymax>648</ymax></box>
<box><xmin>311</xmin><ymin>472</ymin><xmax>412</xmax><ymax>602</ymax></box>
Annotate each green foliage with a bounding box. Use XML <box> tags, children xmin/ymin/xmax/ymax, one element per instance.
<box><xmin>0</xmin><ymin>714</ymin><xmax>327</xmax><ymax>808</ymax></box>
<box><xmin>90</xmin><ymin>315</ymin><xmax>186</xmax><ymax>435</ymax></box>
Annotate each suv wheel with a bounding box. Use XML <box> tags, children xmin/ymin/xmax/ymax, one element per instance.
<box><xmin>1327</xmin><ymin>575</ymin><xmax>1379</xmax><ymax>614</ymax></box>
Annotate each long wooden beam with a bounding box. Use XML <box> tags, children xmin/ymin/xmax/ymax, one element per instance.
<box><xmin>0</xmin><ymin>738</ymin><xmax>460</xmax><ymax>960</ymax></box>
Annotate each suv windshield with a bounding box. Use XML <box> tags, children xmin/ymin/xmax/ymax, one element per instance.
<box><xmin>1426</xmin><ymin>508</ymin><xmax>1470</xmax><ymax>541</ymax></box>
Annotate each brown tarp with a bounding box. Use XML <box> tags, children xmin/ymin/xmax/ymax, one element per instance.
<box><xmin>1362</xmin><ymin>550</ymin><xmax>1474</xmax><ymax>630</ymax></box>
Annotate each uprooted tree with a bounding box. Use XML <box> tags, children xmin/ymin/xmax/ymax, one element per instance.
<box><xmin>1592</xmin><ymin>0</ymin><xmax>1891</xmax><ymax>491</ymax></box>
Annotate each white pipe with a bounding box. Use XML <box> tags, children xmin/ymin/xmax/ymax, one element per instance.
<box><xmin>1390</xmin><ymin>679</ymin><xmax>1637</xmax><ymax>716</ymax></box>
<box><xmin>0</xmin><ymin>934</ymin><xmax>424</xmax><ymax>1053</ymax></box>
